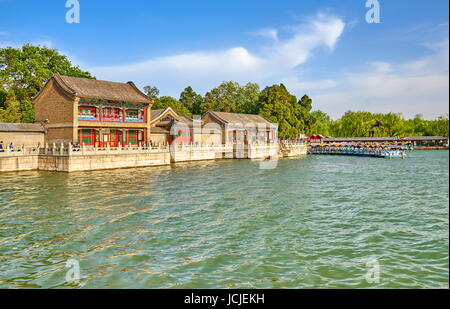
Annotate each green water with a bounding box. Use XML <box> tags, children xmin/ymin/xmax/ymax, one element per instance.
<box><xmin>0</xmin><ymin>151</ymin><xmax>448</xmax><ymax>288</ymax></box>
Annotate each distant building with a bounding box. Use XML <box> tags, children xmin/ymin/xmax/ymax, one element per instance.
<box><xmin>150</xmin><ymin>107</ymin><xmax>194</xmax><ymax>144</ymax></box>
<box><xmin>201</xmin><ymin>111</ymin><xmax>278</xmax><ymax>145</ymax></box>
<box><xmin>0</xmin><ymin>123</ymin><xmax>44</xmax><ymax>147</ymax></box>
<box><xmin>33</xmin><ymin>73</ymin><xmax>153</xmax><ymax>146</ymax></box>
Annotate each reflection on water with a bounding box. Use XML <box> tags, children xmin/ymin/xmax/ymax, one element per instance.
<box><xmin>0</xmin><ymin>151</ymin><xmax>448</xmax><ymax>288</ymax></box>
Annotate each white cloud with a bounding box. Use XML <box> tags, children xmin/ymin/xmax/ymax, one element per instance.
<box><xmin>90</xmin><ymin>14</ymin><xmax>345</xmax><ymax>95</ymax></box>
<box><xmin>0</xmin><ymin>38</ymin><xmax>54</xmax><ymax>49</ymax></box>
<box><xmin>281</xmin><ymin>77</ymin><xmax>339</xmax><ymax>91</ymax></box>
<box><xmin>301</xmin><ymin>40</ymin><xmax>449</xmax><ymax>120</ymax></box>
<box><xmin>249</xmin><ymin>28</ymin><xmax>279</xmax><ymax>42</ymax></box>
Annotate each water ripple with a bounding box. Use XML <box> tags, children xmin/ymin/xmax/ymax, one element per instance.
<box><xmin>0</xmin><ymin>151</ymin><xmax>448</xmax><ymax>288</ymax></box>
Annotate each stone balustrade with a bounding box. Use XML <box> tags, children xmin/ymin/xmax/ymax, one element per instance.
<box><xmin>1</xmin><ymin>141</ymin><xmax>308</xmax><ymax>172</ymax></box>
<box><xmin>0</xmin><ymin>145</ymin><xmax>40</xmax><ymax>157</ymax></box>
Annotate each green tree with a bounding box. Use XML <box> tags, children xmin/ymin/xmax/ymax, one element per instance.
<box><xmin>152</xmin><ymin>96</ymin><xmax>192</xmax><ymax>117</ymax></box>
<box><xmin>428</xmin><ymin>114</ymin><xmax>449</xmax><ymax>137</ymax></box>
<box><xmin>377</xmin><ymin>113</ymin><xmax>405</xmax><ymax>137</ymax></box>
<box><xmin>258</xmin><ymin>84</ymin><xmax>300</xmax><ymax>138</ymax></box>
<box><xmin>179</xmin><ymin>86</ymin><xmax>203</xmax><ymax>115</ymax></box>
<box><xmin>201</xmin><ymin>81</ymin><xmax>260</xmax><ymax>114</ymax></box>
<box><xmin>328</xmin><ymin>111</ymin><xmax>365</xmax><ymax>137</ymax></box>
<box><xmin>0</xmin><ymin>90</ymin><xmax>22</xmax><ymax>122</ymax></box>
<box><xmin>0</xmin><ymin>87</ymin><xmax>7</xmax><ymax>109</ymax></box>
<box><xmin>0</xmin><ymin>44</ymin><xmax>94</xmax><ymax>122</ymax></box>
<box><xmin>239</xmin><ymin>82</ymin><xmax>260</xmax><ymax>114</ymax></box>
<box><xmin>143</xmin><ymin>86</ymin><xmax>160</xmax><ymax>99</ymax></box>
<box><xmin>294</xmin><ymin>95</ymin><xmax>314</xmax><ymax>134</ymax></box>
<box><xmin>308</xmin><ymin>110</ymin><xmax>332</xmax><ymax>136</ymax></box>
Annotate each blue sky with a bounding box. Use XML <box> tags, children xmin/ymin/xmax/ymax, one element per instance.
<box><xmin>1</xmin><ymin>0</ymin><xmax>448</xmax><ymax>119</ymax></box>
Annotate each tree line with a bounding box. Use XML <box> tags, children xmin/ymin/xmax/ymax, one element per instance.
<box><xmin>147</xmin><ymin>82</ymin><xmax>314</xmax><ymax>138</ymax></box>
<box><xmin>309</xmin><ymin>110</ymin><xmax>449</xmax><ymax>138</ymax></box>
<box><xmin>145</xmin><ymin>83</ymin><xmax>448</xmax><ymax>138</ymax></box>
<box><xmin>1</xmin><ymin>45</ymin><xmax>448</xmax><ymax>138</ymax></box>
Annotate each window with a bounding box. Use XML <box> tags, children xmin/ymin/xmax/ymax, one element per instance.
<box><xmin>103</xmin><ymin>107</ymin><xmax>122</xmax><ymax>119</ymax></box>
<box><xmin>125</xmin><ymin>109</ymin><xmax>143</xmax><ymax>122</ymax></box>
<box><xmin>79</xmin><ymin>106</ymin><xmax>96</xmax><ymax>115</ymax></box>
<box><xmin>126</xmin><ymin>109</ymin><xmax>139</xmax><ymax>118</ymax></box>
<box><xmin>80</xmin><ymin>129</ymin><xmax>95</xmax><ymax>145</ymax></box>
<box><xmin>78</xmin><ymin>106</ymin><xmax>97</xmax><ymax>120</ymax></box>
<box><xmin>127</xmin><ymin>130</ymin><xmax>138</xmax><ymax>144</ymax></box>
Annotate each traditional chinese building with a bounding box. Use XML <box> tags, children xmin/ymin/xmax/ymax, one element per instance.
<box><xmin>150</xmin><ymin>107</ymin><xmax>194</xmax><ymax>144</ymax></box>
<box><xmin>201</xmin><ymin>111</ymin><xmax>278</xmax><ymax>145</ymax></box>
<box><xmin>33</xmin><ymin>73</ymin><xmax>153</xmax><ymax>146</ymax></box>
<box><xmin>0</xmin><ymin>123</ymin><xmax>45</xmax><ymax>147</ymax></box>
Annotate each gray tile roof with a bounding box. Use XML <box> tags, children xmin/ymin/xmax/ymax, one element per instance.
<box><xmin>37</xmin><ymin>73</ymin><xmax>153</xmax><ymax>104</ymax></box>
<box><xmin>0</xmin><ymin>123</ymin><xmax>45</xmax><ymax>132</ymax></box>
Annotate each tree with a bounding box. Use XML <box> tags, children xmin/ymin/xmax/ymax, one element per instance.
<box><xmin>0</xmin><ymin>90</ymin><xmax>22</xmax><ymax>122</ymax></box>
<box><xmin>152</xmin><ymin>96</ymin><xmax>192</xmax><ymax>117</ymax></box>
<box><xmin>0</xmin><ymin>44</ymin><xmax>94</xmax><ymax>122</ymax></box>
<box><xmin>378</xmin><ymin>113</ymin><xmax>405</xmax><ymax>137</ymax></box>
<box><xmin>0</xmin><ymin>87</ymin><xmax>7</xmax><ymax>109</ymax></box>
<box><xmin>293</xmin><ymin>95</ymin><xmax>314</xmax><ymax>134</ymax></box>
<box><xmin>143</xmin><ymin>86</ymin><xmax>160</xmax><ymax>99</ymax></box>
<box><xmin>179</xmin><ymin>86</ymin><xmax>203</xmax><ymax>115</ymax></box>
<box><xmin>239</xmin><ymin>82</ymin><xmax>260</xmax><ymax>114</ymax></box>
<box><xmin>428</xmin><ymin>114</ymin><xmax>449</xmax><ymax>137</ymax></box>
<box><xmin>201</xmin><ymin>81</ymin><xmax>260</xmax><ymax>114</ymax></box>
<box><xmin>308</xmin><ymin>110</ymin><xmax>332</xmax><ymax>136</ymax></box>
<box><xmin>257</xmin><ymin>84</ymin><xmax>300</xmax><ymax>139</ymax></box>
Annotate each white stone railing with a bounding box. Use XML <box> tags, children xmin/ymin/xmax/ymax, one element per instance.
<box><xmin>39</xmin><ymin>143</ymin><xmax>171</xmax><ymax>156</ymax></box>
<box><xmin>0</xmin><ymin>145</ymin><xmax>40</xmax><ymax>157</ymax></box>
<box><xmin>1</xmin><ymin>141</ymin><xmax>306</xmax><ymax>158</ymax></box>
<box><xmin>280</xmin><ymin>140</ymin><xmax>307</xmax><ymax>148</ymax></box>
<box><xmin>169</xmin><ymin>143</ymin><xmax>227</xmax><ymax>153</ymax></box>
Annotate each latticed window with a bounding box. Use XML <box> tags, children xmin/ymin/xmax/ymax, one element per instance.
<box><xmin>80</xmin><ymin>129</ymin><xmax>95</xmax><ymax>145</ymax></box>
<box><xmin>103</xmin><ymin>107</ymin><xmax>122</xmax><ymax>119</ymax></box>
<box><xmin>126</xmin><ymin>109</ymin><xmax>139</xmax><ymax>118</ymax></box>
<box><xmin>79</xmin><ymin>106</ymin><xmax>96</xmax><ymax>115</ymax></box>
<box><xmin>127</xmin><ymin>130</ymin><xmax>138</xmax><ymax>144</ymax></box>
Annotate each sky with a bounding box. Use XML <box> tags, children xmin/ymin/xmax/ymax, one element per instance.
<box><xmin>0</xmin><ymin>0</ymin><xmax>448</xmax><ymax>119</ymax></box>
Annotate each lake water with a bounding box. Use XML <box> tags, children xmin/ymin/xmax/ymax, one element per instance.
<box><xmin>0</xmin><ymin>151</ymin><xmax>448</xmax><ymax>288</ymax></box>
